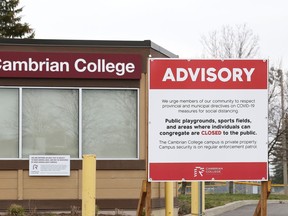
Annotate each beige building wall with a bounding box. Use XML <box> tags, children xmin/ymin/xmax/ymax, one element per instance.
<box><xmin>0</xmin><ymin>39</ymin><xmax>178</xmax><ymax>211</ymax></box>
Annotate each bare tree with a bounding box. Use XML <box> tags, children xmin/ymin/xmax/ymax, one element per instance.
<box><xmin>201</xmin><ymin>24</ymin><xmax>259</xmax><ymax>58</ymax></box>
<box><xmin>269</xmin><ymin>67</ymin><xmax>288</xmax><ymax>186</ymax></box>
<box><xmin>200</xmin><ymin>24</ymin><xmax>288</xmax><ymax>192</ymax></box>
<box><xmin>201</xmin><ymin>24</ymin><xmax>261</xmax><ymax>194</ymax></box>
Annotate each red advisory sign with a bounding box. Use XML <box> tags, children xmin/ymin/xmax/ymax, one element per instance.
<box><xmin>0</xmin><ymin>51</ymin><xmax>142</xmax><ymax>79</ymax></box>
<box><xmin>148</xmin><ymin>59</ymin><xmax>268</xmax><ymax>181</ymax></box>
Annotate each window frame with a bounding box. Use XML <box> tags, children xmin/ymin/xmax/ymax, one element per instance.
<box><xmin>0</xmin><ymin>86</ymin><xmax>139</xmax><ymax>160</ymax></box>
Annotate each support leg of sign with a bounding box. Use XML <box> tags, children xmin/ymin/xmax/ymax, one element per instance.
<box><xmin>253</xmin><ymin>181</ymin><xmax>271</xmax><ymax>216</ymax></box>
<box><xmin>136</xmin><ymin>180</ymin><xmax>151</xmax><ymax>216</ymax></box>
<box><xmin>165</xmin><ymin>182</ymin><xmax>174</xmax><ymax>216</ymax></box>
<box><xmin>191</xmin><ymin>182</ymin><xmax>204</xmax><ymax>216</ymax></box>
<box><xmin>260</xmin><ymin>181</ymin><xmax>268</xmax><ymax>216</ymax></box>
<box><xmin>145</xmin><ymin>181</ymin><xmax>152</xmax><ymax>216</ymax></box>
<box><xmin>136</xmin><ymin>180</ymin><xmax>147</xmax><ymax>216</ymax></box>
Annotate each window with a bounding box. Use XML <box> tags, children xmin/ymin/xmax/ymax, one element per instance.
<box><xmin>0</xmin><ymin>89</ymin><xmax>18</xmax><ymax>158</ymax></box>
<box><xmin>0</xmin><ymin>87</ymin><xmax>138</xmax><ymax>159</ymax></box>
<box><xmin>22</xmin><ymin>89</ymin><xmax>79</xmax><ymax>158</ymax></box>
<box><xmin>82</xmin><ymin>90</ymin><xmax>137</xmax><ymax>158</ymax></box>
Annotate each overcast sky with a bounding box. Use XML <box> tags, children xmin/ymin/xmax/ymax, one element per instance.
<box><xmin>20</xmin><ymin>0</ymin><xmax>288</xmax><ymax>69</ymax></box>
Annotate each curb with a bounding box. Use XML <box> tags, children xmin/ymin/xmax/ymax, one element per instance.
<box><xmin>184</xmin><ymin>200</ymin><xmax>288</xmax><ymax>216</ymax></box>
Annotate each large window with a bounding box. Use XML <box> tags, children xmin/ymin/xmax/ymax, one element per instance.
<box><xmin>0</xmin><ymin>88</ymin><xmax>138</xmax><ymax>159</ymax></box>
<box><xmin>0</xmin><ymin>89</ymin><xmax>18</xmax><ymax>158</ymax></box>
<box><xmin>82</xmin><ymin>90</ymin><xmax>137</xmax><ymax>158</ymax></box>
<box><xmin>22</xmin><ymin>89</ymin><xmax>79</xmax><ymax>158</ymax></box>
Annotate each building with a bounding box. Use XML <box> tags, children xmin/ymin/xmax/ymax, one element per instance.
<box><xmin>0</xmin><ymin>39</ymin><xmax>178</xmax><ymax>215</ymax></box>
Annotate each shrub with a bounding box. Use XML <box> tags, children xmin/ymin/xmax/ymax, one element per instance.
<box><xmin>73</xmin><ymin>205</ymin><xmax>99</xmax><ymax>216</ymax></box>
<box><xmin>178</xmin><ymin>195</ymin><xmax>191</xmax><ymax>216</ymax></box>
<box><xmin>70</xmin><ymin>206</ymin><xmax>80</xmax><ymax>216</ymax></box>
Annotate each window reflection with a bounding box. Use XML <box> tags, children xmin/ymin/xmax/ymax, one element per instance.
<box><xmin>82</xmin><ymin>90</ymin><xmax>137</xmax><ymax>158</ymax></box>
<box><xmin>0</xmin><ymin>89</ymin><xmax>18</xmax><ymax>158</ymax></box>
<box><xmin>22</xmin><ymin>89</ymin><xmax>79</xmax><ymax>158</ymax></box>
<box><xmin>0</xmin><ymin>88</ymin><xmax>138</xmax><ymax>159</ymax></box>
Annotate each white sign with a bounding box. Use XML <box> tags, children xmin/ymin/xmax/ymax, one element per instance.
<box><xmin>29</xmin><ymin>155</ymin><xmax>70</xmax><ymax>176</ymax></box>
<box><xmin>148</xmin><ymin>59</ymin><xmax>268</xmax><ymax>181</ymax></box>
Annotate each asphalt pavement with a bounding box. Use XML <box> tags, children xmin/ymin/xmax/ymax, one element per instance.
<box><xmin>203</xmin><ymin>200</ymin><xmax>288</xmax><ymax>216</ymax></box>
<box><xmin>219</xmin><ymin>202</ymin><xmax>288</xmax><ymax>216</ymax></box>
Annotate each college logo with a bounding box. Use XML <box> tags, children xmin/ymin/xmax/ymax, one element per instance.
<box><xmin>194</xmin><ymin>166</ymin><xmax>205</xmax><ymax>177</ymax></box>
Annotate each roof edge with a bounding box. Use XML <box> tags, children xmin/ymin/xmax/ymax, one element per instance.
<box><xmin>148</xmin><ymin>40</ymin><xmax>179</xmax><ymax>58</ymax></box>
<box><xmin>0</xmin><ymin>38</ymin><xmax>178</xmax><ymax>58</ymax></box>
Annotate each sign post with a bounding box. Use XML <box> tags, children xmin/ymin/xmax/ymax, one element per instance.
<box><xmin>82</xmin><ymin>154</ymin><xmax>96</xmax><ymax>216</ymax></box>
<box><xmin>191</xmin><ymin>182</ymin><xmax>205</xmax><ymax>216</ymax></box>
<box><xmin>148</xmin><ymin>59</ymin><xmax>268</xmax><ymax>182</ymax></box>
<box><xmin>165</xmin><ymin>182</ymin><xmax>173</xmax><ymax>216</ymax></box>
